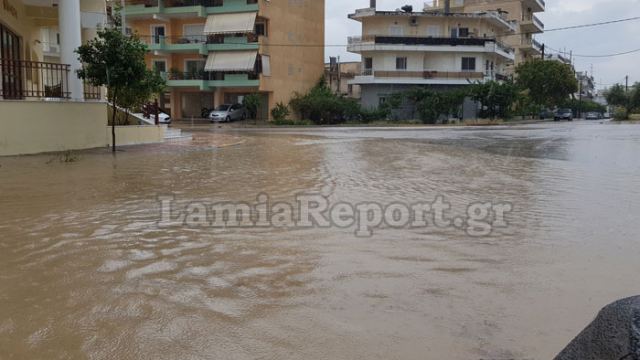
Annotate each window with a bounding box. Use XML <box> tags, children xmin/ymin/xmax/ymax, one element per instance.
<box><xmin>151</xmin><ymin>25</ymin><xmax>165</xmax><ymax>44</ymax></box>
<box><xmin>183</xmin><ymin>24</ymin><xmax>205</xmax><ymax>43</ymax></box>
<box><xmin>461</xmin><ymin>57</ymin><xmax>476</xmax><ymax>71</ymax></box>
<box><xmin>427</xmin><ymin>25</ymin><xmax>440</xmax><ymax>37</ymax></box>
<box><xmin>458</xmin><ymin>28</ymin><xmax>469</xmax><ymax>38</ymax></box>
<box><xmin>364</xmin><ymin>57</ymin><xmax>373</xmax><ymax>70</ymax></box>
<box><xmin>261</xmin><ymin>55</ymin><xmax>271</xmax><ymax>76</ymax></box>
<box><xmin>255</xmin><ymin>20</ymin><xmax>267</xmax><ymax>37</ymax></box>
<box><xmin>389</xmin><ymin>25</ymin><xmax>403</xmax><ymax>36</ymax></box>
<box><xmin>396</xmin><ymin>57</ymin><xmax>407</xmax><ymax>70</ymax></box>
<box><xmin>152</xmin><ymin>60</ymin><xmax>167</xmax><ymax>73</ymax></box>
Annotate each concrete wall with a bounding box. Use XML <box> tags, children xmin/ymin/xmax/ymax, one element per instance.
<box><xmin>0</xmin><ymin>101</ymin><xmax>108</xmax><ymax>156</ymax></box>
<box><xmin>0</xmin><ymin>101</ymin><xmax>166</xmax><ymax>156</ymax></box>
<box><xmin>107</xmin><ymin>125</ymin><xmax>166</xmax><ymax>147</ymax></box>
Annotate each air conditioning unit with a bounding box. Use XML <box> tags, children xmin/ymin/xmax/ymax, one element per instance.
<box><xmin>409</xmin><ymin>17</ymin><xmax>418</xmax><ymax>26</ymax></box>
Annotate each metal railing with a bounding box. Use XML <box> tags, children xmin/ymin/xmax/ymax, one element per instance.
<box><xmin>166</xmin><ymin>71</ymin><xmax>259</xmax><ymax>81</ymax></box>
<box><xmin>140</xmin><ymin>33</ymin><xmax>259</xmax><ymax>46</ymax></box>
<box><xmin>0</xmin><ymin>59</ymin><xmax>70</xmax><ymax>100</ymax></box>
<box><xmin>348</xmin><ymin>35</ymin><xmax>513</xmax><ymax>53</ymax></box>
<box><xmin>124</xmin><ymin>0</ymin><xmax>257</xmax><ymax>7</ymax></box>
<box><xmin>360</xmin><ymin>70</ymin><xmax>485</xmax><ymax>80</ymax></box>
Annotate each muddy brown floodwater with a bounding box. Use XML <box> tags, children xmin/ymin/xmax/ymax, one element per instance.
<box><xmin>1</xmin><ymin>121</ymin><xmax>640</xmax><ymax>359</ymax></box>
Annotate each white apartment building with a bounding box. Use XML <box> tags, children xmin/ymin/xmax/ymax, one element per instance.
<box><xmin>347</xmin><ymin>2</ymin><xmax>516</xmax><ymax>111</ymax></box>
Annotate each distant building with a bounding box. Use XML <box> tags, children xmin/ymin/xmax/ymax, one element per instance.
<box><xmin>347</xmin><ymin>1</ymin><xmax>516</xmax><ymax>113</ymax></box>
<box><xmin>428</xmin><ymin>0</ymin><xmax>545</xmax><ymax>65</ymax></box>
<box><xmin>325</xmin><ymin>59</ymin><xmax>362</xmax><ymax>98</ymax></box>
<box><xmin>123</xmin><ymin>0</ymin><xmax>326</xmax><ymax>121</ymax></box>
<box><xmin>576</xmin><ymin>71</ymin><xmax>595</xmax><ymax>100</ymax></box>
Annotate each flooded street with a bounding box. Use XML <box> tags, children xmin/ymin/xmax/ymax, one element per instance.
<box><xmin>1</xmin><ymin>121</ymin><xmax>640</xmax><ymax>359</ymax></box>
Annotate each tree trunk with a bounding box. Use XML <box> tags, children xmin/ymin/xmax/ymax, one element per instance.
<box><xmin>111</xmin><ymin>90</ymin><xmax>118</xmax><ymax>153</ymax></box>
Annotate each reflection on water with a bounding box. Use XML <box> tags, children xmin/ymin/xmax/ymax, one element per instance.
<box><xmin>1</xmin><ymin>122</ymin><xmax>640</xmax><ymax>359</ymax></box>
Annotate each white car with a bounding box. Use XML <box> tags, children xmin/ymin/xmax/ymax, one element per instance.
<box><xmin>157</xmin><ymin>111</ymin><xmax>171</xmax><ymax>124</ymax></box>
<box><xmin>209</xmin><ymin>104</ymin><xmax>247</xmax><ymax>122</ymax></box>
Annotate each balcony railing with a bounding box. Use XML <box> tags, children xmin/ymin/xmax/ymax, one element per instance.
<box><xmin>348</xmin><ymin>35</ymin><xmax>513</xmax><ymax>54</ymax></box>
<box><xmin>141</xmin><ymin>33</ymin><xmax>259</xmax><ymax>46</ymax></box>
<box><xmin>124</xmin><ymin>0</ymin><xmax>258</xmax><ymax>7</ymax></box>
<box><xmin>166</xmin><ymin>71</ymin><xmax>260</xmax><ymax>81</ymax></box>
<box><xmin>0</xmin><ymin>59</ymin><xmax>70</xmax><ymax>100</ymax></box>
<box><xmin>533</xmin><ymin>15</ymin><xmax>544</xmax><ymax>29</ymax></box>
<box><xmin>360</xmin><ymin>70</ymin><xmax>485</xmax><ymax>80</ymax></box>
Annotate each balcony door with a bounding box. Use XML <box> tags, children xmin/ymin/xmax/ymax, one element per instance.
<box><xmin>0</xmin><ymin>23</ymin><xmax>22</xmax><ymax>99</ymax></box>
<box><xmin>151</xmin><ymin>25</ymin><xmax>165</xmax><ymax>45</ymax></box>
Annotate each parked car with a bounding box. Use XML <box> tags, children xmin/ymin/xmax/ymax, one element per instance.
<box><xmin>539</xmin><ymin>109</ymin><xmax>555</xmax><ymax>119</ymax></box>
<box><xmin>209</xmin><ymin>104</ymin><xmax>247</xmax><ymax>122</ymax></box>
<box><xmin>585</xmin><ymin>112</ymin><xmax>601</xmax><ymax>120</ymax></box>
<box><xmin>554</xmin><ymin>109</ymin><xmax>574</xmax><ymax>121</ymax></box>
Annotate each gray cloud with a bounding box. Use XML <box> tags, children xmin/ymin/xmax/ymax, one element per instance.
<box><xmin>325</xmin><ymin>0</ymin><xmax>640</xmax><ymax>90</ymax></box>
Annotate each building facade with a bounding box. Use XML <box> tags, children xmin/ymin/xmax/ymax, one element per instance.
<box><xmin>429</xmin><ymin>0</ymin><xmax>545</xmax><ymax>65</ymax></box>
<box><xmin>347</xmin><ymin>3</ymin><xmax>516</xmax><ymax>111</ymax></box>
<box><xmin>325</xmin><ymin>59</ymin><xmax>361</xmax><ymax>99</ymax></box>
<box><xmin>122</xmin><ymin>0</ymin><xmax>325</xmax><ymax>121</ymax></box>
<box><xmin>0</xmin><ymin>0</ymin><xmax>107</xmax><ymax>101</ymax></box>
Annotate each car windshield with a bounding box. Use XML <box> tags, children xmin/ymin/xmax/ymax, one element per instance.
<box><xmin>215</xmin><ymin>105</ymin><xmax>231</xmax><ymax>111</ymax></box>
<box><xmin>559</xmin><ymin>109</ymin><xmax>572</xmax><ymax>113</ymax></box>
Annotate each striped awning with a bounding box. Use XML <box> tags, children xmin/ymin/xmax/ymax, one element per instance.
<box><xmin>205</xmin><ymin>51</ymin><xmax>258</xmax><ymax>71</ymax></box>
<box><xmin>204</xmin><ymin>12</ymin><xmax>257</xmax><ymax>34</ymax></box>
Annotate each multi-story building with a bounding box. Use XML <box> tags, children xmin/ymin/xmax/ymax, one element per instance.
<box><xmin>429</xmin><ymin>0</ymin><xmax>545</xmax><ymax>65</ymax></box>
<box><xmin>122</xmin><ymin>0</ymin><xmax>325</xmax><ymax>120</ymax></box>
<box><xmin>347</xmin><ymin>1</ymin><xmax>516</xmax><ymax>111</ymax></box>
<box><xmin>576</xmin><ymin>71</ymin><xmax>595</xmax><ymax>100</ymax></box>
<box><xmin>325</xmin><ymin>59</ymin><xmax>361</xmax><ymax>98</ymax></box>
<box><xmin>1</xmin><ymin>0</ymin><xmax>107</xmax><ymax>101</ymax></box>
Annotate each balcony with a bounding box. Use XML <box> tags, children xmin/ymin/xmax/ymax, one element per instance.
<box><xmin>123</xmin><ymin>0</ymin><xmax>259</xmax><ymax>19</ymax></box>
<box><xmin>163</xmin><ymin>71</ymin><xmax>259</xmax><ymax>90</ymax></box>
<box><xmin>519</xmin><ymin>37</ymin><xmax>542</xmax><ymax>55</ymax></box>
<box><xmin>141</xmin><ymin>34</ymin><xmax>259</xmax><ymax>55</ymax></box>
<box><xmin>348</xmin><ymin>36</ymin><xmax>514</xmax><ymax>60</ymax></box>
<box><xmin>523</xmin><ymin>0</ymin><xmax>545</xmax><ymax>12</ymax></box>
<box><xmin>351</xmin><ymin>69</ymin><xmax>486</xmax><ymax>85</ymax></box>
<box><xmin>521</xmin><ymin>14</ymin><xmax>544</xmax><ymax>34</ymax></box>
<box><xmin>1</xmin><ymin>59</ymin><xmax>70</xmax><ymax>100</ymax></box>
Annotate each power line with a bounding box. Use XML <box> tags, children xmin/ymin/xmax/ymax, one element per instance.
<box><xmin>545</xmin><ymin>45</ymin><xmax>640</xmax><ymax>58</ymax></box>
<box><xmin>499</xmin><ymin>15</ymin><xmax>640</xmax><ymax>38</ymax></box>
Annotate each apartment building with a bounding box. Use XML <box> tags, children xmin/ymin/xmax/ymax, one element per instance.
<box><xmin>122</xmin><ymin>0</ymin><xmax>325</xmax><ymax>120</ymax></box>
<box><xmin>347</xmin><ymin>1</ymin><xmax>516</xmax><ymax>111</ymax></box>
<box><xmin>325</xmin><ymin>59</ymin><xmax>361</xmax><ymax>98</ymax></box>
<box><xmin>1</xmin><ymin>0</ymin><xmax>107</xmax><ymax>101</ymax></box>
<box><xmin>0</xmin><ymin>1</ymin><xmax>117</xmax><ymax>156</ymax></box>
<box><xmin>429</xmin><ymin>0</ymin><xmax>545</xmax><ymax>64</ymax></box>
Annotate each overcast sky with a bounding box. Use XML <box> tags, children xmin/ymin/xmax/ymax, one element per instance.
<box><xmin>325</xmin><ymin>0</ymin><xmax>640</xmax><ymax>90</ymax></box>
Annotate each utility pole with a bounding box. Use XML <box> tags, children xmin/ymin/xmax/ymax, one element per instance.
<box><xmin>626</xmin><ymin>75</ymin><xmax>629</xmax><ymax>93</ymax></box>
<box><xmin>541</xmin><ymin>43</ymin><xmax>545</xmax><ymax>60</ymax></box>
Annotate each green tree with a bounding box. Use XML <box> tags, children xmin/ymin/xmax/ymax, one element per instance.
<box><xmin>76</xmin><ymin>26</ymin><xmax>150</xmax><ymax>152</ymax></box>
<box><xmin>243</xmin><ymin>93</ymin><xmax>261</xmax><ymax>119</ymax></box>
<box><xmin>515</xmin><ymin>59</ymin><xmax>578</xmax><ymax>108</ymax></box>
<box><xmin>406</xmin><ymin>88</ymin><xmax>465</xmax><ymax>124</ymax></box>
<box><xmin>118</xmin><ymin>70</ymin><xmax>166</xmax><ymax>124</ymax></box>
<box><xmin>468</xmin><ymin>80</ymin><xmax>518</xmax><ymax>119</ymax></box>
<box><xmin>605</xmin><ymin>83</ymin><xmax>639</xmax><ymax>119</ymax></box>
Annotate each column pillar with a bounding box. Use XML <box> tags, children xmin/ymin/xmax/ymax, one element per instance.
<box><xmin>59</xmin><ymin>0</ymin><xmax>84</xmax><ymax>100</ymax></box>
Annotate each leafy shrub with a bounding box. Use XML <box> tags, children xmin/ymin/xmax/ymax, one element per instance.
<box><xmin>271</xmin><ymin>102</ymin><xmax>290</xmax><ymax>122</ymax></box>
<box><xmin>613</xmin><ymin>107</ymin><xmax>629</xmax><ymax>121</ymax></box>
<box><xmin>243</xmin><ymin>93</ymin><xmax>261</xmax><ymax>119</ymax></box>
